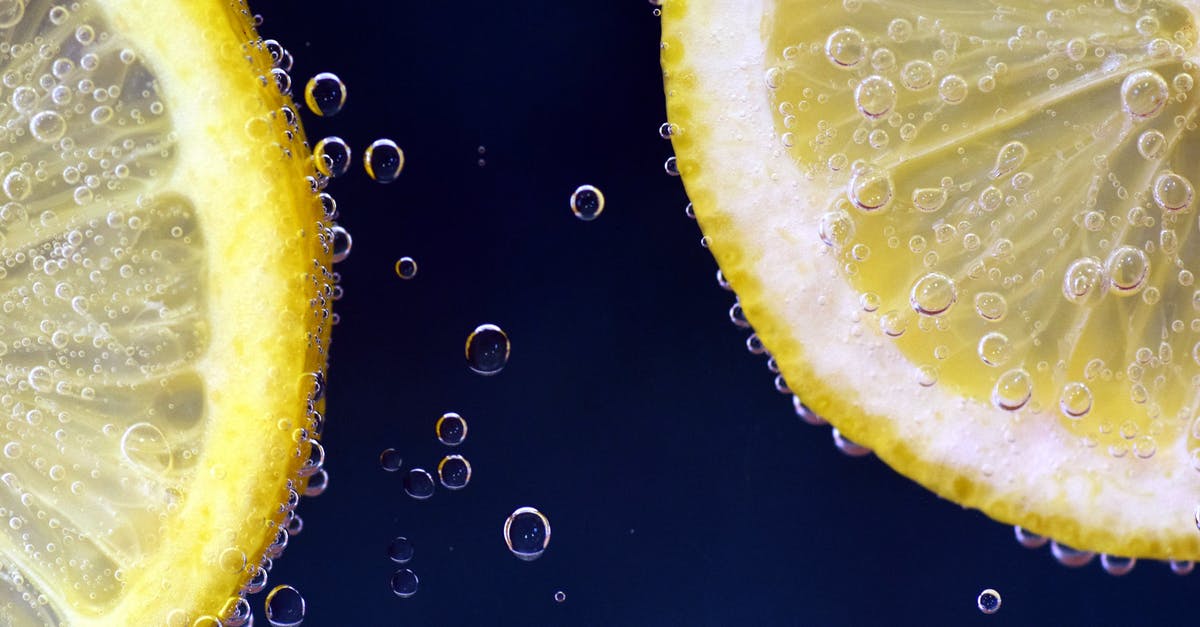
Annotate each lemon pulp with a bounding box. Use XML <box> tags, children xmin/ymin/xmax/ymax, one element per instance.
<box><xmin>663</xmin><ymin>0</ymin><xmax>1200</xmax><ymax>559</ymax></box>
<box><xmin>0</xmin><ymin>0</ymin><xmax>330</xmax><ymax>623</ymax></box>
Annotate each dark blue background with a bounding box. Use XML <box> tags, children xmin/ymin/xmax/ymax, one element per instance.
<box><xmin>258</xmin><ymin>1</ymin><xmax>1199</xmax><ymax>625</ymax></box>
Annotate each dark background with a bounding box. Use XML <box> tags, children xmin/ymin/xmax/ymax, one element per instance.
<box><xmin>256</xmin><ymin>1</ymin><xmax>1198</xmax><ymax>625</ymax></box>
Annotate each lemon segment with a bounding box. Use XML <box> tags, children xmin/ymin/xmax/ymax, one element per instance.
<box><xmin>663</xmin><ymin>0</ymin><xmax>1200</xmax><ymax>559</ymax></box>
<box><xmin>0</xmin><ymin>0</ymin><xmax>329</xmax><ymax>624</ymax></box>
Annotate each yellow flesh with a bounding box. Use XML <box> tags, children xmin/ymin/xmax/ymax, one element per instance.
<box><xmin>0</xmin><ymin>0</ymin><xmax>329</xmax><ymax>623</ymax></box>
<box><xmin>664</xmin><ymin>0</ymin><xmax>1200</xmax><ymax>559</ymax></box>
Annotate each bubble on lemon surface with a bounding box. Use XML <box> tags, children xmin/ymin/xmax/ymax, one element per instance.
<box><xmin>899</xmin><ymin>60</ymin><xmax>934</xmax><ymax>90</ymax></box>
<box><xmin>1059</xmin><ymin>382</ymin><xmax>1093</xmax><ymax>419</ymax></box>
<box><xmin>1121</xmin><ymin>70</ymin><xmax>1168</xmax><ymax>119</ymax></box>
<box><xmin>854</xmin><ymin>75</ymin><xmax>896</xmax><ymax>118</ymax></box>
<box><xmin>977</xmin><ymin>332</ymin><xmax>1012</xmax><ymax>367</ymax></box>
<box><xmin>313</xmin><ymin>136</ymin><xmax>352</xmax><ymax>178</ymax></box>
<box><xmin>364</xmin><ymin>138</ymin><xmax>405</xmax><ymax>183</ymax></box>
<box><xmin>394</xmin><ymin>256</ymin><xmax>418</xmax><ymax>280</ymax></box>
<box><xmin>264</xmin><ymin>585</ymin><xmax>305</xmax><ymax>627</ymax></box>
<box><xmin>977</xmin><ymin>589</ymin><xmax>1001</xmax><ymax>614</ymax></box>
<box><xmin>1106</xmin><ymin>246</ymin><xmax>1149</xmax><ymax>294</ymax></box>
<box><xmin>1153</xmin><ymin>172</ymin><xmax>1193</xmax><ymax>212</ymax></box>
<box><xmin>1013</xmin><ymin>526</ymin><xmax>1048</xmax><ymax>548</ymax></box>
<box><xmin>391</xmin><ymin>569</ymin><xmax>419</xmax><ymax>598</ymax></box>
<box><xmin>1062</xmin><ymin>257</ymin><xmax>1107</xmax><ymax>305</ymax></box>
<box><xmin>973</xmin><ymin>292</ymin><xmax>1007</xmax><ymax>321</ymax></box>
<box><xmin>824</xmin><ymin>27</ymin><xmax>865</xmax><ymax>68</ymax></box>
<box><xmin>910</xmin><ymin>272</ymin><xmax>957</xmax><ymax>315</ymax></box>
<box><xmin>1138</xmin><ymin>130</ymin><xmax>1166</xmax><ymax>159</ymax></box>
<box><xmin>993</xmin><ymin>369</ymin><xmax>1032</xmax><ymax>411</ymax></box>
<box><xmin>833</xmin><ymin>428</ymin><xmax>872</xmax><ymax>456</ymax></box>
<box><xmin>504</xmin><ymin>507</ymin><xmax>551</xmax><ymax>561</ymax></box>
<box><xmin>387</xmin><ymin>536</ymin><xmax>414</xmax><ymax>564</ymax></box>
<box><xmin>466</xmin><ymin>323</ymin><xmax>510</xmax><ymax>375</ymax></box>
<box><xmin>304</xmin><ymin>72</ymin><xmax>347</xmax><ymax>117</ymax></box>
<box><xmin>403</xmin><ymin>469</ymin><xmax>435</xmax><ymax>500</ymax></box>
<box><xmin>848</xmin><ymin>166</ymin><xmax>893</xmax><ymax>211</ymax></box>
<box><xmin>437</xmin><ymin>454</ymin><xmax>472</xmax><ymax>490</ymax></box>
<box><xmin>570</xmin><ymin>184</ymin><xmax>605</xmax><ymax>221</ymax></box>
<box><xmin>1100</xmin><ymin>554</ymin><xmax>1137</xmax><ymax>575</ymax></box>
<box><xmin>1051</xmin><ymin>541</ymin><xmax>1095</xmax><ymax>567</ymax></box>
<box><xmin>436</xmin><ymin>412</ymin><xmax>468</xmax><ymax>446</ymax></box>
<box><xmin>121</xmin><ymin>423</ymin><xmax>174</xmax><ymax>473</ymax></box>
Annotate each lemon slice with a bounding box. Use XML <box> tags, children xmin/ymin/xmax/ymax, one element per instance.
<box><xmin>0</xmin><ymin>0</ymin><xmax>330</xmax><ymax>623</ymax></box>
<box><xmin>663</xmin><ymin>0</ymin><xmax>1200</xmax><ymax>560</ymax></box>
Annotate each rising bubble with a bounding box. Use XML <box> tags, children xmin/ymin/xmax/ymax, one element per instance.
<box><xmin>1138</xmin><ymin>130</ymin><xmax>1166</xmax><ymax>159</ymax></box>
<box><xmin>304</xmin><ymin>72</ymin><xmax>347</xmax><ymax>117</ymax></box>
<box><xmin>313</xmin><ymin>136</ymin><xmax>352</xmax><ymax>178</ymax></box>
<box><xmin>504</xmin><ymin>506</ymin><xmax>551</xmax><ymax>561</ymax></box>
<box><xmin>437</xmin><ymin>454</ymin><xmax>472</xmax><ymax>490</ymax></box>
<box><xmin>379</xmin><ymin>448</ymin><xmax>402</xmax><ymax>472</ymax></box>
<box><xmin>436</xmin><ymin>412</ymin><xmax>468</xmax><ymax>446</ymax></box>
<box><xmin>394</xmin><ymin>256</ymin><xmax>418</xmax><ymax>280</ymax></box>
<box><xmin>977</xmin><ymin>589</ymin><xmax>1001</xmax><ymax>615</ymax></box>
<box><xmin>848</xmin><ymin>167</ymin><xmax>893</xmax><ymax>211</ymax></box>
<box><xmin>390</xmin><ymin>569</ymin><xmax>419</xmax><ymax>598</ymax></box>
<box><xmin>974</xmin><ymin>292</ymin><xmax>1007</xmax><ymax>321</ymax></box>
<box><xmin>264</xmin><ymin>585</ymin><xmax>305</xmax><ymax>627</ymax></box>
<box><xmin>387</xmin><ymin>536</ymin><xmax>414</xmax><ymax>564</ymax></box>
<box><xmin>900</xmin><ymin>60</ymin><xmax>935</xmax><ymax>90</ymax></box>
<box><xmin>1153</xmin><ymin>172</ymin><xmax>1193</xmax><ymax>212</ymax></box>
<box><xmin>466</xmin><ymin>323</ymin><xmax>510</xmax><ymax>375</ymax></box>
<box><xmin>1059</xmin><ymin>382</ymin><xmax>1093</xmax><ymax>418</ymax></box>
<box><xmin>570</xmin><ymin>184</ymin><xmax>605</xmax><ymax>221</ymax></box>
<box><xmin>977</xmin><ymin>332</ymin><xmax>1011</xmax><ymax>367</ymax></box>
<box><xmin>1106</xmin><ymin>246</ymin><xmax>1149</xmax><ymax>294</ymax></box>
<box><xmin>403</xmin><ymin>468</ymin><xmax>435</xmax><ymax>500</ymax></box>
<box><xmin>1062</xmin><ymin>257</ymin><xmax>1107</xmax><ymax>304</ymax></box>
<box><xmin>364</xmin><ymin>139</ymin><xmax>405</xmax><ymax>183</ymax></box>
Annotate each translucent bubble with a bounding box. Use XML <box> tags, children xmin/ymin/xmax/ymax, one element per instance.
<box><xmin>504</xmin><ymin>506</ymin><xmax>551</xmax><ymax>561</ymax></box>
<box><xmin>1055</xmin><ymin>382</ymin><xmax>1092</xmax><ymax>419</ymax></box>
<box><xmin>1013</xmin><ymin>526</ymin><xmax>1048</xmax><ymax>548</ymax></box>
<box><xmin>848</xmin><ymin>167</ymin><xmax>893</xmax><ymax>211</ymax></box>
<box><xmin>825</xmin><ymin>27</ymin><xmax>866</xmax><ymax>68</ymax></box>
<box><xmin>331</xmin><ymin>225</ymin><xmax>352</xmax><ymax>263</ymax></box>
<box><xmin>664</xmin><ymin>156</ymin><xmax>680</xmax><ymax>176</ymax></box>
<box><xmin>394</xmin><ymin>256</ymin><xmax>418</xmax><ymax>280</ymax></box>
<box><xmin>991</xmin><ymin>141</ymin><xmax>1027</xmax><ymax>178</ymax></box>
<box><xmin>832</xmin><ymin>428</ymin><xmax>872</xmax><ymax>457</ymax></box>
<box><xmin>818</xmin><ymin>209</ymin><xmax>854</xmax><ymax>249</ymax></box>
<box><xmin>264</xmin><ymin>585</ymin><xmax>305</xmax><ymax>627</ymax></box>
<box><xmin>1106</xmin><ymin>246</ymin><xmax>1149</xmax><ymax>294</ymax></box>
<box><xmin>437</xmin><ymin>454</ymin><xmax>472</xmax><ymax>490</ymax></box>
<box><xmin>570</xmin><ymin>184</ymin><xmax>605</xmax><ymax>221</ymax></box>
<box><xmin>910</xmin><ymin>272</ymin><xmax>957</xmax><ymax>315</ymax></box>
<box><xmin>912</xmin><ymin>187</ymin><xmax>946</xmax><ymax>212</ymax></box>
<box><xmin>304</xmin><ymin>72</ymin><xmax>347</xmax><ymax>117</ymax></box>
<box><xmin>1050</xmin><ymin>541</ymin><xmax>1095</xmax><ymax>567</ymax></box>
<box><xmin>977</xmin><ymin>332</ymin><xmax>1011</xmax><ymax>367</ymax></box>
<box><xmin>938</xmin><ymin>74</ymin><xmax>968</xmax><ymax>104</ymax></box>
<box><xmin>887</xmin><ymin>18</ymin><xmax>912</xmax><ymax>42</ymax></box>
<box><xmin>29</xmin><ymin>111</ymin><xmax>66</xmax><ymax>143</ymax></box>
<box><xmin>466</xmin><ymin>323</ymin><xmax>510</xmax><ymax>375</ymax></box>
<box><xmin>1100</xmin><ymin>554</ymin><xmax>1136</xmax><ymax>576</ymax></box>
<box><xmin>0</xmin><ymin>0</ymin><xmax>24</xmax><ymax>29</ymax></box>
<box><xmin>977</xmin><ymin>589</ymin><xmax>1001</xmax><ymax>614</ymax></box>
<box><xmin>554</xmin><ymin>590</ymin><xmax>567</xmax><ymax>603</ymax></box>
<box><xmin>364</xmin><ymin>139</ymin><xmax>405</xmax><ymax>183</ymax></box>
<box><xmin>992</xmin><ymin>369</ymin><xmax>1032</xmax><ymax>411</ymax></box>
<box><xmin>436</xmin><ymin>412</ymin><xmax>468</xmax><ymax>446</ymax></box>
<box><xmin>403</xmin><ymin>468</ymin><xmax>435</xmax><ymax>500</ymax></box>
<box><xmin>1114</xmin><ymin>0</ymin><xmax>1141</xmax><ymax>13</ymax></box>
<box><xmin>1065</xmin><ymin>38</ymin><xmax>1088</xmax><ymax>61</ymax></box>
<box><xmin>974</xmin><ymin>292</ymin><xmax>1007</xmax><ymax>321</ymax></box>
<box><xmin>382</xmin><ymin>569</ymin><xmax>421</xmax><ymax>604</ymax></box>
<box><xmin>387</xmin><ymin>536</ymin><xmax>414</xmax><ymax>564</ymax></box>
<box><xmin>879</xmin><ymin>310</ymin><xmax>907</xmax><ymax>337</ymax></box>
<box><xmin>1121</xmin><ymin>70</ymin><xmax>1168</xmax><ymax>119</ymax></box>
<box><xmin>1170</xmin><ymin>560</ymin><xmax>1195</xmax><ymax>575</ymax></box>
<box><xmin>1062</xmin><ymin>257</ymin><xmax>1107</xmax><ymax>304</ymax></box>
<box><xmin>311</xmin><ymin>136</ymin><xmax>352</xmax><ymax>178</ymax></box>
<box><xmin>854</xmin><ymin>75</ymin><xmax>896</xmax><ymax>118</ymax></box>
<box><xmin>1153</xmin><ymin>172</ymin><xmax>1193</xmax><ymax>212</ymax></box>
<box><xmin>900</xmin><ymin>60</ymin><xmax>935</xmax><ymax>90</ymax></box>
<box><xmin>379</xmin><ymin>448</ymin><xmax>402</xmax><ymax>472</ymax></box>
<box><xmin>121</xmin><ymin>423</ymin><xmax>173</xmax><ymax>473</ymax></box>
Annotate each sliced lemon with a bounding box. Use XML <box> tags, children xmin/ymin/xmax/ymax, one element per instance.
<box><xmin>0</xmin><ymin>0</ymin><xmax>330</xmax><ymax>623</ymax></box>
<box><xmin>663</xmin><ymin>0</ymin><xmax>1200</xmax><ymax>560</ymax></box>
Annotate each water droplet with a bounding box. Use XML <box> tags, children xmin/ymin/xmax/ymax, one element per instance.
<box><xmin>1121</xmin><ymin>70</ymin><xmax>1168</xmax><ymax>119</ymax></box>
<box><xmin>991</xmin><ymin>141</ymin><xmax>1027</xmax><ymax>178</ymax></box>
<box><xmin>466</xmin><ymin>323</ymin><xmax>510</xmax><ymax>375</ymax></box>
<box><xmin>993</xmin><ymin>369</ymin><xmax>1032</xmax><ymax>411</ymax></box>
<box><xmin>900</xmin><ymin>60</ymin><xmax>935</xmax><ymax>90</ymax></box>
<box><xmin>825</xmin><ymin>27</ymin><xmax>866</xmax><ymax>68</ymax></box>
<box><xmin>854</xmin><ymin>75</ymin><xmax>896</xmax><ymax>118</ymax></box>
<box><xmin>364</xmin><ymin>139</ymin><xmax>405</xmax><ymax>183</ymax></box>
<box><xmin>570</xmin><ymin>184</ymin><xmax>605</xmax><ymax>221</ymax></box>
<box><xmin>264</xmin><ymin>584</ymin><xmax>305</xmax><ymax>627</ymax></box>
<box><xmin>313</xmin><ymin>136</ymin><xmax>352</xmax><ymax>178</ymax></box>
<box><xmin>974</xmin><ymin>292</ymin><xmax>1007</xmax><ymax>321</ymax></box>
<box><xmin>1100</xmin><ymin>554</ymin><xmax>1136</xmax><ymax>576</ymax></box>
<box><xmin>977</xmin><ymin>332</ymin><xmax>1011</xmax><ymax>367</ymax></box>
<box><xmin>912</xmin><ymin>187</ymin><xmax>947</xmax><ymax>212</ymax></box>
<box><xmin>1153</xmin><ymin>172</ymin><xmax>1193</xmax><ymax>212</ymax></box>
<box><xmin>848</xmin><ymin>167</ymin><xmax>893</xmax><ymax>211</ymax></box>
<box><xmin>832</xmin><ymin>428</ymin><xmax>872</xmax><ymax>457</ymax></box>
<box><xmin>504</xmin><ymin>506</ymin><xmax>551</xmax><ymax>561</ymax></box>
<box><xmin>938</xmin><ymin>74</ymin><xmax>968</xmax><ymax>104</ymax></box>
<box><xmin>1062</xmin><ymin>257</ymin><xmax>1107</xmax><ymax>305</ymax></box>
<box><xmin>436</xmin><ymin>412</ymin><xmax>468</xmax><ymax>446</ymax></box>
<box><xmin>403</xmin><ymin>468</ymin><xmax>435</xmax><ymax>500</ymax></box>
<box><xmin>437</xmin><ymin>454</ymin><xmax>472</xmax><ymax>490</ymax></box>
<box><xmin>391</xmin><ymin>569</ymin><xmax>419</xmax><ymax>598</ymax></box>
<box><xmin>387</xmin><ymin>536</ymin><xmax>414</xmax><ymax>564</ymax></box>
<box><xmin>29</xmin><ymin>111</ymin><xmax>65</xmax><ymax>143</ymax></box>
<box><xmin>120</xmin><ymin>423</ymin><xmax>173</xmax><ymax>473</ymax></box>
<box><xmin>394</xmin><ymin>256</ymin><xmax>418</xmax><ymax>280</ymax></box>
<box><xmin>1050</xmin><ymin>541</ymin><xmax>1095</xmax><ymax>567</ymax></box>
<box><xmin>910</xmin><ymin>272</ymin><xmax>957</xmax><ymax>315</ymax></box>
<box><xmin>1013</xmin><ymin>526</ymin><xmax>1048</xmax><ymax>548</ymax></box>
<box><xmin>1059</xmin><ymin>382</ymin><xmax>1092</xmax><ymax>418</ymax></box>
<box><xmin>379</xmin><ymin>448</ymin><xmax>402</xmax><ymax>472</ymax></box>
<box><xmin>304</xmin><ymin>72</ymin><xmax>347</xmax><ymax>117</ymax></box>
<box><xmin>1106</xmin><ymin>246</ymin><xmax>1149</xmax><ymax>294</ymax></box>
<box><xmin>977</xmin><ymin>589</ymin><xmax>1001</xmax><ymax>614</ymax></box>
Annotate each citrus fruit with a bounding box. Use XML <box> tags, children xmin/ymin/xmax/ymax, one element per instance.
<box><xmin>662</xmin><ymin>0</ymin><xmax>1200</xmax><ymax>560</ymax></box>
<box><xmin>0</xmin><ymin>0</ymin><xmax>330</xmax><ymax>623</ymax></box>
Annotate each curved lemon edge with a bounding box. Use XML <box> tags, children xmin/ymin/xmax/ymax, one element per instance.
<box><xmin>661</xmin><ymin>0</ymin><xmax>1200</xmax><ymax>561</ymax></box>
<box><xmin>47</xmin><ymin>1</ymin><xmax>332</xmax><ymax>623</ymax></box>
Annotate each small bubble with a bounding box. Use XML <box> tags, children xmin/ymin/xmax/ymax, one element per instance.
<box><xmin>910</xmin><ymin>272</ymin><xmax>957</xmax><ymax>315</ymax></box>
<box><xmin>304</xmin><ymin>72</ymin><xmax>347</xmax><ymax>117</ymax></box>
<box><xmin>977</xmin><ymin>589</ymin><xmax>1001</xmax><ymax>615</ymax></box>
<box><xmin>554</xmin><ymin>590</ymin><xmax>567</xmax><ymax>603</ymax></box>
<box><xmin>504</xmin><ymin>506</ymin><xmax>551</xmax><ymax>561</ymax></box>
<box><xmin>570</xmin><ymin>184</ymin><xmax>605</xmax><ymax>221</ymax></box>
<box><xmin>264</xmin><ymin>585</ymin><xmax>305</xmax><ymax>627</ymax></box>
<box><xmin>1106</xmin><ymin>246</ymin><xmax>1149</xmax><ymax>294</ymax></box>
<box><xmin>403</xmin><ymin>468</ymin><xmax>435</xmax><ymax>500</ymax></box>
<box><xmin>437</xmin><ymin>454</ymin><xmax>472</xmax><ymax>490</ymax></box>
<box><xmin>364</xmin><ymin>139</ymin><xmax>405</xmax><ymax>183</ymax></box>
<box><xmin>331</xmin><ymin>225</ymin><xmax>352</xmax><ymax>263</ymax></box>
<box><xmin>912</xmin><ymin>187</ymin><xmax>947</xmax><ymax>212</ymax></box>
<box><xmin>466</xmin><ymin>323</ymin><xmax>510</xmax><ymax>375</ymax></box>
<box><xmin>379</xmin><ymin>448</ymin><xmax>402</xmax><ymax>472</ymax></box>
<box><xmin>1121</xmin><ymin>70</ymin><xmax>1168</xmax><ymax>119</ymax></box>
<box><xmin>879</xmin><ymin>310</ymin><xmax>907</xmax><ymax>337</ymax></box>
<box><xmin>938</xmin><ymin>74</ymin><xmax>968</xmax><ymax>104</ymax></box>
<box><xmin>29</xmin><ymin>111</ymin><xmax>65</xmax><ymax>143</ymax></box>
<box><xmin>387</xmin><ymin>536</ymin><xmax>414</xmax><ymax>564</ymax></box>
<box><xmin>1013</xmin><ymin>526</ymin><xmax>1048</xmax><ymax>548</ymax></box>
<box><xmin>313</xmin><ymin>136</ymin><xmax>352</xmax><ymax>178</ymax></box>
<box><xmin>1051</xmin><ymin>541</ymin><xmax>1095</xmax><ymax>567</ymax></box>
<box><xmin>1153</xmin><ymin>172</ymin><xmax>1193</xmax><ymax>212</ymax></box>
<box><xmin>658</xmin><ymin>122</ymin><xmax>678</xmax><ymax>139</ymax></box>
<box><xmin>974</xmin><ymin>292</ymin><xmax>1007</xmax><ymax>321</ymax></box>
<box><xmin>1063</xmin><ymin>257</ymin><xmax>1107</xmax><ymax>304</ymax></box>
<box><xmin>848</xmin><ymin>167</ymin><xmax>893</xmax><ymax>211</ymax></box>
<box><xmin>436</xmin><ymin>412</ymin><xmax>468</xmax><ymax>446</ymax></box>
<box><xmin>854</xmin><ymin>75</ymin><xmax>896</xmax><ymax>118</ymax></box>
<box><xmin>1059</xmin><ymin>382</ymin><xmax>1092</xmax><ymax>418</ymax></box>
<box><xmin>825</xmin><ymin>27</ymin><xmax>866</xmax><ymax>68</ymax></box>
<box><xmin>394</xmin><ymin>256</ymin><xmax>418</xmax><ymax>280</ymax></box>
<box><xmin>832</xmin><ymin>428</ymin><xmax>872</xmax><ymax>457</ymax></box>
<box><xmin>0</xmin><ymin>0</ymin><xmax>23</xmax><ymax>29</ymax></box>
<box><xmin>664</xmin><ymin>156</ymin><xmax>680</xmax><ymax>176</ymax></box>
<box><xmin>978</xmin><ymin>332</ymin><xmax>1011</xmax><ymax>367</ymax></box>
<box><xmin>992</xmin><ymin>369</ymin><xmax>1032</xmax><ymax>411</ymax></box>
<box><xmin>1100</xmin><ymin>554</ymin><xmax>1136</xmax><ymax>576</ymax></box>
<box><xmin>390</xmin><ymin>569</ymin><xmax>419</xmax><ymax>598</ymax></box>
<box><xmin>991</xmin><ymin>141</ymin><xmax>1027</xmax><ymax>178</ymax></box>
<box><xmin>887</xmin><ymin>18</ymin><xmax>912</xmax><ymax>42</ymax></box>
<box><xmin>818</xmin><ymin>210</ymin><xmax>854</xmax><ymax>249</ymax></box>
<box><xmin>900</xmin><ymin>60</ymin><xmax>935</xmax><ymax>91</ymax></box>
<box><xmin>1170</xmin><ymin>560</ymin><xmax>1195</xmax><ymax>575</ymax></box>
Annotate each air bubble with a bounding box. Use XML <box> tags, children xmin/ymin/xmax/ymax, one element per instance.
<box><xmin>1013</xmin><ymin>526</ymin><xmax>1048</xmax><ymax>548</ymax></box>
<box><xmin>121</xmin><ymin>423</ymin><xmax>173</xmax><ymax>473</ymax></box>
<box><xmin>818</xmin><ymin>209</ymin><xmax>854</xmax><ymax>249</ymax></box>
<box><xmin>437</xmin><ymin>454</ymin><xmax>472</xmax><ymax>490</ymax></box>
<box><xmin>29</xmin><ymin>111</ymin><xmax>65</xmax><ymax>143</ymax></box>
<box><xmin>880</xmin><ymin>310</ymin><xmax>907</xmax><ymax>337</ymax></box>
<box><xmin>1106</xmin><ymin>246</ymin><xmax>1149</xmax><ymax>294</ymax></box>
<box><xmin>900</xmin><ymin>60</ymin><xmax>935</xmax><ymax>90</ymax></box>
<box><xmin>331</xmin><ymin>225</ymin><xmax>352</xmax><ymax>263</ymax></box>
<box><xmin>1153</xmin><ymin>172</ymin><xmax>1193</xmax><ymax>212</ymax></box>
<box><xmin>1121</xmin><ymin>70</ymin><xmax>1168</xmax><ymax>119</ymax></box>
<box><xmin>1059</xmin><ymin>382</ymin><xmax>1092</xmax><ymax>418</ymax></box>
<box><xmin>504</xmin><ymin>507</ymin><xmax>551</xmax><ymax>561</ymax></box>
<box><xmin>848</xmin><ymin>167</ymin><xmax>893</xmax><ymax>211</ymax></box>
<box><xmin>977</xmin><ymin>589</ymin><xmax>1001</xmax><ymax>614</ymax></box>
<box><xmin>912</xmin><ymin>187</ymin><xmax>946</xmax><ymax>212</ymax></box>
<box><xmin>991</xmin><ymin>141</ymin><xmax>1027</xmax><ymax>178</ymax></box>
<box><xmin>887</xmin><ymin>18</ymin><xmax>912</xmax><ymax>42</ymax></box>
<box><xmin>1051</xmin><ymin>541</ymin><xmax>1095</xmax><ymax>567</ymax></box>
<box><xmin>313</xmin><ymin>136</ymin><xmax>352</xmax><ymax>178</ymax></box>
<box><xmin>570</xmin><ymin>184</ymin><xmax>605</xmax><ymax>221</ymax></box>
<box><xmin>825</xmin><ymin>27</ymin><xmax>866</xmax><ymax>68</ymax></box>
<box><xmin>466</xmin><ymin>323</ymin><xmax>510</xmax><ymax>375</ymax></box>
<box><xmin>832</xmin><ymin>428</ymin><xmax>872</xmax><ymax>457</ymax></box>
<box><xmin>364</xmin><ymin>139</ymin><xmax>404</xmax><ymax>183</ymax></box>
<box><xmin>0</xmin><ymin>0</ymin><xmax>23</xmax><ymax>30</ymax></box>
<box><xmin>436</xmin><ymin>412</ymin><xmax>467</xmax><ymax>446</ymax></box>
<box><xmin>974</xmin><ymin>292</ymin><xmax>1007</xmax><ymax>321</ymax></box>
<box><xmin>304</xmin><ymin>72</ymin><xmax>347</xmax><ymax>117</ymax></box>
<box><xmin>1062</xmin><ymin>257</ymin><xmax>1107</xmax><ymax>305</ymax></box>
<box><xmin>264</xmin><ymin>585</ymin><xmax>305</xmax><ymax>627</ymax></box>
<box><xmin>909</xmin><ymin>272</ymin><xmax>957</xmax><ymax>315</ymax></box>
<box><xmin>394</xmin><ymin>256</ymin><xmax>418</xmax><ymax>280</ymax></box>
<box><xmin>992</xmin><ymin>369</ymin><xmax>1032</xmax><ymax>411</ymax></box>
<box><xmin>379</xmin><ymin>448</ymin><xmax>402</xmax><ymax>472</ymax></box>
<box><xmin>977</xmin><ymin>332</ymin><xmax>1011</xmax><ymax>367</ymax></box>
<box><xmin>403</xmin><ymin>468</ymin><xmax>435</xmax><ymax>500</ymax></box>
<box><xmin>390</xmin><ymin>569</ymin><xmax>419</xmax><ymax>598</ymax></box>
<box><xmin>388</xmin><ymin>536</ymin><xmax>414</xmax><ymax>563</ymax></box>
<box><xmin>938</xmin><ymin>74</ymin><xmax>968</xmax><ymax>104</ymax></box>
<box><xmin>1100</xmin><ymin>554</ymin><xmax>1136</xmax><ymax>576</ymax></box>
<box><xmin>854</xmin><ymin>76</ymin><xmax>896</xmax><ymax>118</ymax></box>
